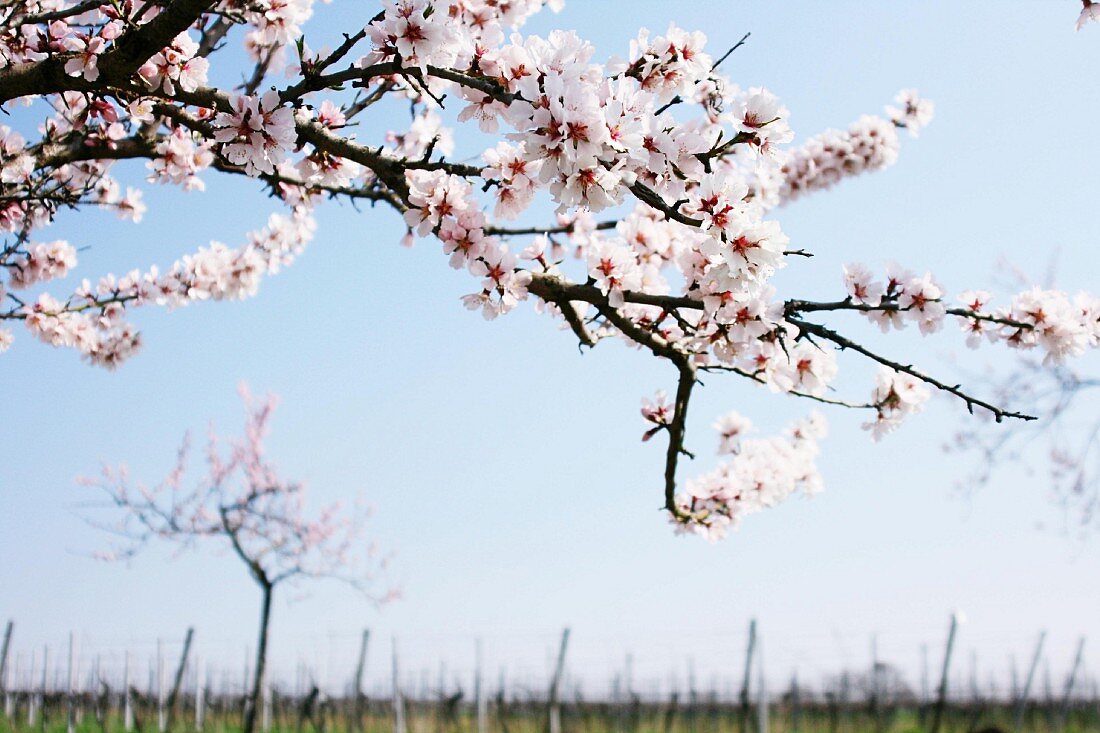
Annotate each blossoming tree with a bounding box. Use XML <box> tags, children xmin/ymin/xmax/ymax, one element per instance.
<box><xmin>5</xmin><ymin>0</ymin><xmax>1100</xmax><ymax>539</ymax></box>
<box><xmin>83</xmin><ymin>387</ymin><xmax>388</xmax><ymax>733</ymax></box>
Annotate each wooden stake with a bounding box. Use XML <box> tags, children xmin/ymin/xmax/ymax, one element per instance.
<box><xmin>756</xmin><ymin>636</ymin><xmax>768</xmax><ymax>733</ymax></box>
<box><xmin>28</xmin><ymin>648</ymin><xmax>38</xmax><ymax>727</ymax></box>
<box><xmin>547</xmin><ymin>627</ymin><xmax>570</xmax><ymax>733</ymax></box>
<box><xmin>0</xmin><ymin>620</ymin><xmax>12</xmax><ymax>716</ymax></box>
<box><xmin>124</xmin><ymin>651</ymin><xmax>134</xmax><ymax>732</ymax></box>
<box><xmin>157</xmin><ymin>639</ymin><xmax>168</xmax><ymax>733</ymax></box>
<box><xmin>391</xmin><ymin>637</ymin><xmax>406</xmax><ymax>733</ymax></box>
<box><xmin>195</xmin><ymin>655</ymin><xmax>205</xmax><ymax>732</ymax></box>
<box><xmin>475</xmin><ymin>639</ymin><xmax>487</xmax><ymax>733</ymax></box>
<box><xmin>739</xmin><ymin>619</ymin><xmax>757</xmax><ymax>733</ymax></box>
<box><xmin>167</xmin><ymin>628</ymin><xmax>195</xmax><ymax>731</ymax></box>
<box><xmin>1013</xmin><ymin>630</ymin><xmax>1047</xmax><ymax>731</ymax></box>
<box><xmin>67</xmin><ymin>633</ymin><xmax>76</xmax><ymax>733</ymax></box>
<box><xmin>1057</xmin><ymin>638</ymin><xmax>1086</xmax><ymax>733</ymax></box>
<box><xmin>929</xmin><ymin>613</ymin><xmax>960</xmax><ymax>733</ymax></box>
<box><xmin>352</xmin><ymin>629</ymin><xmax>370</xmax><ymax>733</ymax></box>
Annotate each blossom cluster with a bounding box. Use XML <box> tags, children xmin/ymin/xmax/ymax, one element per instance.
<box><xmin>213</xmin><ymin>91</ymin><xmax>298</xmax><ymax>177</ymax></box>
<box><xmin>363</xmin><ymin>0</ymin><xmax>562</xmax><ymax>72</ymax></box>
<box><xmin>842</xmin><ymin>263</ymin><xmax>1100</xmax><ymax>364</ymax></box>
<box><xmin>7</xmin><ymin>210</ymin><xmax>314</xmax><ymax>367</ymax></box>
<box><xmin>671</xmin><ymin>410</ymin><xmax>827</xmax><ymax>541</ymax></box>
<box><xmin>405</xmin><ymin>169</ymin><xmax>531</xmax><ymax>318</ymax></box>
<box><xmin>863</xmin><ymin>368</ymin><xmax>932</xmax><ymax>441</ymax></box>
<box><xmin>778</xmin><ymin>114</ymin><xmax>902</xmax><ymax>204</ymax></box>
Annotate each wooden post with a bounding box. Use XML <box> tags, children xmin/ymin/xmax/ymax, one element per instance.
<box><xmin>194</xmin><ymin>655</ymin><xmax>205</xmax><ymax>732</ymax></box>
<box><xmin>1013</xmin><ymin>630</ymin><xmax>1046</xmax><ymax>731</ymax></box>
<box><xmin>391</xmin><ymin>637</ymin><xmax>406</xmax><ymax>733</ymax></box>
<box><xmin>756</xmin><ymin>637</ymin><xmax>768</xmax><ymax>733</ymax></box>
<box><xmin>3</xmin><ymin>648</ymin><xmax>13</xmax><ymax>722</ymax></box>
<box><xmin>0</xmin><ymin>620</ymin><xmax>12</xmax><ymax>719</ymax></box>
<box><xmin>869</xmin><ymin>635</ymin><xmax>880</xmax><ymax>733</ymax></box>
<box><xmin>38</xmin><ymin>645</ymin><xmax>49</xmax><ymax>732</ymax></box>
<box><xmin>28</xmin><ymin>648</ymin><xmax>38</xmax><ymax>727</ymax></box>
<box><xmin>475</xmin><ymin>639</ymin><xmax>487</xmax><ymax>733</ymax></box>
<box><xmin>547</xmin><ymin>627</ymin><xmax>570</xmax><ymax>733</ymax></box>
<box><xmin>687</xmin><ymin>657</ymin><xmax>697</xmax><ymax>733</ymax></box>
<box><xmin>353</xmin><ymin>630</ymin><xmax>370</xmax><ymax>733</ymax></box>
<box><xmin>157</xmin><ymin>639</ymin><xmax>168</xmax><ymax>733</ymax></box>
<box><xmin>1057</xmin><ymin>637</ymin><xmax>1086</xmax><ymax>732</ymax></box>
<box><xmin>167</xmin><ymin>628</ymin><xmax>195</xmax><ymax>731</ymax></box>
<box><xmin>929</xmin><ymin>613</ymin><xmax>960</xmax><ymax>733</ymax></box>
<box><xmin>790</xmin><ymin>673</ymin><xmax>801</xmax><ymax>733</ymax></box>
<box><xmin>67</xmin><ymin>633</ymin><xmax>77</xmax><ymax>733</ymax></box>
<box><xmin>124</xmin><ymin>651</ymin><xmax>134</xmax><ymax>732</ymax></box>
<box><xmin>739</xmin><ymin>619</ymin><xmax>757</xmax><ymax>733</ymax></box>
<box><xmin>918</xmin><ymin>643</ymin><xmax>930</xmax><ymax>727</ymax></box>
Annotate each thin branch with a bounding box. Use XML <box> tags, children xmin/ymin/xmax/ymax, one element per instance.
<box><xmin>788</xmin><ymin>317</ymin><xmax>1037</xmax><ymax>422</ymax></box>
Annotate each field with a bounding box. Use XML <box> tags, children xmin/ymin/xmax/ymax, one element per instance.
<box><xmin>3</xmin><ymin>687</ymin><xmax>1100</xmax><ymax>733</ymax></box>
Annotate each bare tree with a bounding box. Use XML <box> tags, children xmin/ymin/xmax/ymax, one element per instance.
<box><xmin>82</xmin><ymin>386</ymin><xmax>392</xmax><ymax>733</ymax></box>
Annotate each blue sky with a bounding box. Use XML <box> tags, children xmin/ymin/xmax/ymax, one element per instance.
<box><xmin>2</xmin><ymin>0</ymin><xmax>1100</xmax><ymax>699</ymax></box>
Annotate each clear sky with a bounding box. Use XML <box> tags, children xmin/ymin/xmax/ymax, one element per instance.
<box><xmin>3</xmin><ymin>0</ymin><xmax>1100</xmax><ymax>701</ymax></box>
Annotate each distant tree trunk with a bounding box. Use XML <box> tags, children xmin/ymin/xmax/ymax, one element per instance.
<box><xmin>244</xmin><ymin>580</ymin><xmax>274</xmax><ymax>733</ymax></box>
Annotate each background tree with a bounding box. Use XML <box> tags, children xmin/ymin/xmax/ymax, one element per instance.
<box><xmin>3</xmin><ymin>0</ymin><xmax>1099</xmax><ymax>538</ymax></box>
<box><xmin>82</xmin><ymin>386</ymin><xmax>391</xmax><ymax>733</ymax></box>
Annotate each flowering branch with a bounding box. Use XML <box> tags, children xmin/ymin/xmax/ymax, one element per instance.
<box><xmin>2</xmin><ymin>0</ymin><xmax>1097</xmax><ymax>539</ymax></box>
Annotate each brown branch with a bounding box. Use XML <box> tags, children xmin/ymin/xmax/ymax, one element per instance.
<box><xmin>0</xmin><ymin>0</ymin><xmax>217</xmax><ymax>103</ymax></box>
<box><xmin>485</xmin><ymin>220</ymin><xmax>618</xmax><ymax>237</ymax></box>
<box><xmin>784</xmin><ymin>297</ymin><xmax>1035</xmax><ymax>330</ymax></box>
<box><xmin>788</xmin><ymin>317</ymin><xmax>1037</xmax><ymax>422</ymax></box>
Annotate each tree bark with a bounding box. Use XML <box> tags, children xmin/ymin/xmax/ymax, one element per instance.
<box><xmin>243</xmin><ymin>582</ymin><xmax>274</xmax><ymax>733</ymax></box>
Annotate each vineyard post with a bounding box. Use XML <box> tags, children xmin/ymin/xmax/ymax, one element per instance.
<box><xmin>688</xmin><ymin>657</ymin><xmax>697</xmax><ymax>733</ymax></box>
<box><xmin>157</xmin><ymin>639</ymin><xmax>167</xmax><ymax>733</ymax></box>
<box><xmin>475</xmin><ymin>639</ymin><xmax>486</xmax><ymax>733</ymax></box>
<box><xmin>195</xmin><ymin>655</ymin><xmax>205</xmax><ymax>732</ymax></box>
<box><xmin>962</xmin><ymin>650</ymin><xmax>985</xmax><ymax>733</ymax></box>
<box><xmin>391</xmin><ymin>637</ymin><xmax>406</xmax><ymax>733</ymax></box>
<box><xmin>547</xmin><ymin>627</ymin><xmax>571</xmax><ymax>733</ymax></box>
<box><xmin>1057</xmin><ymin>637</ymin><xmax>1087</xmax><ymax>732</ymax></box>
<box><xmin>790</xmin><ymin>673</ymin><xmax>801</xmax><ymax>733</ymax></box>
<box><xmin>92</xmin><ymin>655</ymin><xmax>102</xmax><ymax>731</ymax></box>
<box><xmin>0</xmin><ymin>620</ymin><xmax>12</xmax><ymax>720</ymax></box>
<box><xmin>66</xmin><ymin>633</ymin><xmax>76</xmax><ymax>733</ymax></box>
<box><xmin>739</xmin><ymin>619</ymin><xmax>758</xmax><ymax>733</ymax></box>
<box><xmin>3</xmin><ymin>649</ymin><xmax>13</xmax><ymax>723</ymax></box>
<box><xmin>28</xmin><ymin>648</ymin><xmax>38</xmax><ymax>727</ymax></box>
<box><xmin>1013</xmin><ymin>630</ymin><xmax>1047</xmax><ymax>731</ymax></box>
<box><xmin>1010</xmin><ymin>654</ymin><xmax>1019</xmax><ymax>705</ymax></box>
<box><xmin>869</xmin><ymin>636</ymin><xmax>880</xmax><ymax>733</ymax></box>
<box><xmin>167</xmin><ymin>628</ymin><xmax>195</xmax><ymax>731</ymax></box>
<box><xmin>39</xmin><ymin>646</ymin><xmax>48</xmax><ymax>733</ymax></box>
<box><xmin>756</xmin><ymin>636</ymin><xmax>768</xmax><ymax>733</ymax></box>
<box><xmin>123</xmin><ymin>651</ymin><xmax>133</xmax><ymax>732</ymax></box>
<box><xmin>1044</xmin><ymin>660</ymin><xmax>1056</xmax><ymax>729</ymax></box>
<box><xmin>968</xmin><ymin>649</ymin><xmax>979</xmax><ymax>706</ymax></box>
<box><xmin>623</xmin><ymin>653</ymin><xmax>634</xmax><ymax>733</ymax></box>
<box><xmin>353</xmin><ymin>630</ymin><xmax>370</xmax><ymax>733</ymax></box>
<box><xmin>663</xmin><ymin>689</ymin><xmax>680</xmax><ymax>733</ymax></box>
<box><xmin>929</xmin><ymin>613</ymin><xmax>960</xmax><ymax>733</ymax></box>
<box><xmin>918</xmin><ymin>644</ymin><xmax>930</xmax><ymax>728</ymax></box>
